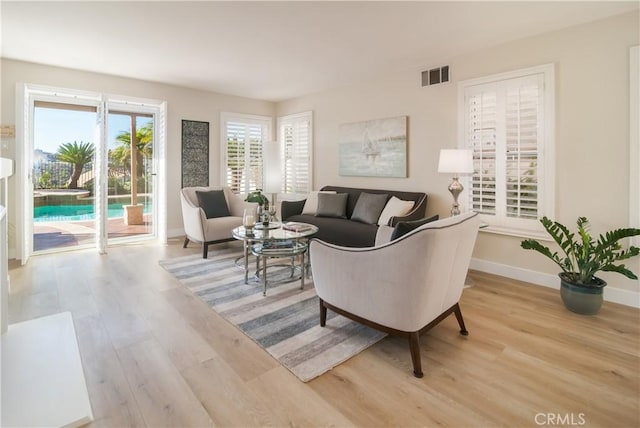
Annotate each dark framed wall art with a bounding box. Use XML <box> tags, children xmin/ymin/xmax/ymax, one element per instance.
<box><xmin>181</xmin><ymin>120</ymin><xmax>210</xmax><ymax>188</ymax></box>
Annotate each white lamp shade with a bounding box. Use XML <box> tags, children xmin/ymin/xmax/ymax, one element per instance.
<box><xmin>263</xmin><ymin>141</ymin><xmax>282</xmax><ymax>194</ymax></box>
<box><xmin>437</xmin><ymin>149</ymin><xmax>474</xmax><ymax>174</ymax></box>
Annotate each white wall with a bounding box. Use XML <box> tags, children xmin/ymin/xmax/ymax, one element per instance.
<box><xmin>0</xmin><ymin>59</ymin><xmax>275</xmax><ymax>254</ymax></box>
<box><xmin>277</xmin><ymin>11</ymin><xmax>640</xmax><ymax>295</ymax></box>
<box><xmin>1</xmin><ymin>12</ymin><xmax>638</xmax><ymax>300</ymax></box>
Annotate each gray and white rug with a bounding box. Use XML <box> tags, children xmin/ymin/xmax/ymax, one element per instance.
<box><xmin>159</xmin><ymin>247</ymin><xmax>386</xmax><ymax>382</ymax></box>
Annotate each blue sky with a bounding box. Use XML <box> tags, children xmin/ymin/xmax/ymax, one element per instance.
<box><xmin>34</xmin><ymin>108</ymin><xmax>152</xmax><ymax>154</ymax></box>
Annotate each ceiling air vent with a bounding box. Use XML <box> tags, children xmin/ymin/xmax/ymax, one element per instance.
<box><xmin>421</xmin><ymin>65</ymin><xmax>449</xmax><ymax>87</ymax></box>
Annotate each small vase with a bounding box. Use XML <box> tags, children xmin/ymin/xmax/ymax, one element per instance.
<box><xmin>559</xmin><ymin>273</ymin><xmax>606</xmax><ymax>315</ymax></box>
<box><xmin>243</xmin><ymin>208</ymin><xmax>256</xmax><ymax>234</ymax></box>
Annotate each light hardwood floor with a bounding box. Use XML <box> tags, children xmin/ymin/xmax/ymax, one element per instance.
<box><xmin>8</xmin><ymin>239</ymin><xmax>640</xmax><ymax>427</ymax></box>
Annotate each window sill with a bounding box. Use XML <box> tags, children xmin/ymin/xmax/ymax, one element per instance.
<box><xmin>479</xmin><ymin>224</ymin><xmax>553</xmax><ymax>241</ymax></box>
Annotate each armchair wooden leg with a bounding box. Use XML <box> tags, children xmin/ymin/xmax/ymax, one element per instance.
<box><xmin>183</xmin><ymin>237</ymin><xmax>189</xmax><ymax>248</ymax></box>
<box><xmin>409</xmin><ymin>332</ymin><xmax>423</xmax><ymax>378</ymax></box>
<box><xmin>319</xmin><ymin>298</ymin><xmax>327</xmax><ymax>327</ymax></box>
<box><xmin>203</xmin><ymin>244</ymin><xmax>208</xmax><ymax>259</ymax></box>
<box><xmin>454</xmin><ymin>303</ymin><xmax>469</xmax><ymax>336</ymax></box>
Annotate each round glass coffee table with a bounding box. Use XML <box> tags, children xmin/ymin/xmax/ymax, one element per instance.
<box><xmin>232</xmin><ymin>222</ymin><xmax>318</xmax><ymax>295</ymax></box>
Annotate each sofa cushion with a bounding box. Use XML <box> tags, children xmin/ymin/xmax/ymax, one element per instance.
<box><xmin>320</xmin><ymin>186</ymin><xmax>425</xmax><ymax>220</ymax></box>
<box><xmin>316</xmin><ymin>193</ymin><xmax>348</xmax><ymax>218</ymax></box>
<box><xmin>377</xmin><ymin>196</ymin><xmax>415</xmax><ymax>226</ymax></box>
<box><xmin>302</xmin><ymin>190</ymin><xmax>336</xmax><ymax>214</ymax></box>
<box><xmin>288</xmin><ymin>214</ymin><xmax>379</xmax><ymax>247</ymax></box>
<box><xmin>351</xmin><ymin>192</ymin><xmax>389</xmax><ymax>224</ymax></box>
<box><xmin>196</xmin><ymin>189</ymin><xmax>230</xmax><ymax>219</ymax></box>
<box><xmin>390</xmin><ymin>214</ymin><xmax>440</xmax><ymax>241</ymax></box>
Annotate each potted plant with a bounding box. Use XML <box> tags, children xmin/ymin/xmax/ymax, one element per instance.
<box><xmin>245</xmin><ymin>189</ymin><xmax>270</xmax><ymax>224</ymax></box>
<box><xmin>521</xmin><ymin>217</ymin><xmax>640</xmax><ymax>315</ymax></box>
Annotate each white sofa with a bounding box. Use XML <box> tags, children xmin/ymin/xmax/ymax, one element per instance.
<box><xmin>180</xmin><ymin>186</ymin><xmax>257</xmax><ymax>258</ymax></box>
<box><xmin>310</xmin><ymin>211</ymin><xmax>481</xmax><ymax>377</ymax></box>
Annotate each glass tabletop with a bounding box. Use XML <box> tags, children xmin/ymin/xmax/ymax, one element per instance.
<box><xmin>232</xmin><ymin>222</ymin><xmax>318</xmax><ymax>242</ymax></box>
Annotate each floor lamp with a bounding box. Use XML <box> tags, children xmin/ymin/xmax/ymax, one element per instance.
<box><xmin>263</xmin><ymin>141</ymin><xmax>282</xmax><ymax>221</ymax></box>
<box><xmin>438</xmin><ymin>149</ymin><xmax>474</xmax><ymax>216</ymax></box>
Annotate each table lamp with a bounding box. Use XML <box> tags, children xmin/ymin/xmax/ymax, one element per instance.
<box><xmin>438</xmin><ymin>149</ymin><xmax>474</xmax><ymax>216</ymax></box>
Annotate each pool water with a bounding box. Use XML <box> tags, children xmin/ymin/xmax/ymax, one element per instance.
<box><xmin>34</xmin><ymin>203</ymin><xmax>151</xmax><ymax>222</ymax></box>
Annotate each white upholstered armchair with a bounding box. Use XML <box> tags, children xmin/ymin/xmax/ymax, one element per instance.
<box><xmin>310</xmin><ymin>211</ymin><xmax>481</xmax><ymax>377</ymax></box>
<box><xmin>180</xmin><ymin>186</ymin><xmax>257</xmax><ymax>258</ymax></box>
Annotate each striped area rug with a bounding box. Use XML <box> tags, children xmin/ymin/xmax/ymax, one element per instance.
<box><xmin>159</xmin><ymin>247</ymin><xmax>386</xmax><ymax>382</ymax></box>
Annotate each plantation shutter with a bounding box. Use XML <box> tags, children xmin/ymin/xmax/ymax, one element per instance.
<box><xmin>222</xmin><ymin>114</ymin><xmax>270</xmax><ymax>194</ymax></box>
<box><xmin>278</xmin><ymin>111</ymin><xmax>313</xmax><ymax>195</ymax></box>
<box><xmin>225</xmin><ymin>121</ymin><xmax>247</xmax><ymax>194</ymax></box>
<box><xmin>466</xmin><ymin>87</ymin><xmax>497</xmax><ymax>215</ymax></box>
<box><xmin>463</xmin><ymin>73</ymin><xmax>545</xmax><ymax>226</ymax></box>
<box><xmin>505</xmin><ymin>76</ymin><xmax>541</xmax><ymax>220</ymax></box>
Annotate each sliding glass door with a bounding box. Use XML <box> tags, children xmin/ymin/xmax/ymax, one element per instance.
<box><xmin>106</xmin><ymin>110</ymin><xmax>155</xmax><ymax>241</ymax></box>
<box><xmin>32</xmin><ymin>102</ymin><xmax>99</xmax><ymax>253</ymax></box>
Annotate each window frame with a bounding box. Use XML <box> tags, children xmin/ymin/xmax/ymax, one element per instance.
<box><xmin>630</xmin><ymin>46</ymin><xmax>640</xmax><ymax>246</ymax></box>
<box><xmin>277</xmin><ymin>111</ymin><xmax>313</xmax><ymax>198</ymax></box>
<box><xmin>219</xmin><ymin>112</ymin><xmax>273</xmax><ymax>195</ymax></box>
<box><xmin>458</xmin><ymin>63</ymin><xmax>555</xmax><ymax>239</ymax></box>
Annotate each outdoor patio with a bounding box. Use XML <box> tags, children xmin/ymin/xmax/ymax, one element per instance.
<box><xmin>33</xmin><ymin>214</ymin><xmax>152</xmax><ymax>251</ymax></box>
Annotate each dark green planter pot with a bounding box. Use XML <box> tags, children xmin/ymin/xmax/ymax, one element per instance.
<box><xmin>559</xmin><ymin>273</ymin><xmax>606</xmax><ymax>315</ymax></box>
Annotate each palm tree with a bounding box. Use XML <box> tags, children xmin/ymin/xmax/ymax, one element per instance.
<box><xmin>110</xmin><ymin>122</ymin><xmax>153</xmax><ymax>177</ymax></box>
<box><xmin>56</xmin><ymin>141</ymin><xmax>95</xmax><ymax>189</ymax></box>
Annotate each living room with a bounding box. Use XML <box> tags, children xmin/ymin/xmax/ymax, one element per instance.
<box><xmin>1</xmin><ymin>2</ymin><xmax>639</xmax><ymax>427</ymax></box>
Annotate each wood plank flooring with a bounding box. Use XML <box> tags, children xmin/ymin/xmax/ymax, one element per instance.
<box><xmin>7</xmin><ymin>239</ymin><xmax>640</xmax><ymax>427</ymax></box>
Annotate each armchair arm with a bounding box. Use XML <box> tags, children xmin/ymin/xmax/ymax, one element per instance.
<box><xmin>225</xmin><ymin>188</ymin><xmax>258</xmax><ymax>217</ymax></box>
<box><xmin>281</xmin><ymin>199</ymin><xmax>306</xmax><ymax>220</ymax></box>
<box><xmin>180</xmin><ymin>191</ymin><xmax>206</xmax><ymax>242</ymax></box>
<box><xmin>389</xmin><ymin>193</ymin><xmax>427</xmax><ymax>227</ymax></box>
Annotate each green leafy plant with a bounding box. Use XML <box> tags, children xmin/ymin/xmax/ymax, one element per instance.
<box><xmin>245</xmin><ymin>189</ymin><xmax>268</xmax><ymax>207</ymax></box>
<box><xmin>521</xmin><ymin>217</ymin><xmax>640</xmax><ymax>286</ymax></box>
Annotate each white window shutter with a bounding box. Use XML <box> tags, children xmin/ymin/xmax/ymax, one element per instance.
<box><xmin>222</xmin><ymin>114</ymin><xmax>271</xmax><ymax>195</ymax></box>
<box><xmin>466</xmin><ymin>87</ymin><xmax>497</xmax><ymax>216</ymax></box>
<box><xmin>460</xmin><ymin>64</ymin><xmax>553</xmax><ymax>237</ymax></box>
<box><xmin>225</xmin><ymin>121</ymin><xmax>246</xmax><ymax>194</ymax></box>
<box><xmin>505</xmin><ymin>76</ymin><xmax>542</xmax><ymax>220</ymax></box>
<box><xmin>279</xmin><ymin>111</ymin><xmax>313</xmax><ymax>195</ymax></box>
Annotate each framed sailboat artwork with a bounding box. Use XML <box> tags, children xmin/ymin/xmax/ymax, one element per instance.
<box><xmin>338</xmin><ymin>115</ymin><xmax>407</xmax><ymax>177</ymax></box>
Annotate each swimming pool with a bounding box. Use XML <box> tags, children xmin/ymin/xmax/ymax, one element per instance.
<box><xmin>34</xmin><ymin>202</ymin><xmax>151</xmax><ymax>222</ymax></box>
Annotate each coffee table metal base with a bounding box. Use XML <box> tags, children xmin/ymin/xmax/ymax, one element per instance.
<box><xmin>251</xmin><ymin>243</ymin><xmax>307</xmax><ymax>296</ymax></box>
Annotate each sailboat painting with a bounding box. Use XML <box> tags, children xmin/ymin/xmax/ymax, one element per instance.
<box><xmin>339</xmin><ymin>116</ymin><xmax>407</xmax><ymax>177</ymax></box>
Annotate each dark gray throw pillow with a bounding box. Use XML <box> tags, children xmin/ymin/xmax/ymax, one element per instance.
<box><xmin>350</xmin><ymin>192</ymin><xmax>389</xmax><ymax>224</ymax></box>
<box><xmin>390</xmin><ymin>214</ymin><xmax>440</xmax><ymax>240</ymax></box>
<box><xmin>196</xmin><ymin>190</ymin><xmax>231</xmax><ymax>219</ymax></box>
<box><xmin>316</xmin><ymin>193</ymin><xmax>348</xmax><ymax>218</ymax></box>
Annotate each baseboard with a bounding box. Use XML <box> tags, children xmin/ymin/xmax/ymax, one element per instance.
<box><xmin>469</xmin><ymin>258</ymin><xmax>640</xmax><ymax>309</ymax></box>
<box><xmin>167</xmin><ymin>228</ymin><xmax>184</xmax><ymax>239</ymax></box>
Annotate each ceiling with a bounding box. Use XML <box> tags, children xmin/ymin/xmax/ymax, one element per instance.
<box><xmin>2</xmin><ymin>1</ymin><xmax>638</xmax><ymax>102</ymax></box>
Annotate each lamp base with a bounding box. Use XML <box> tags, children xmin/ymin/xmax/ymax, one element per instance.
<box><xmin>448</xmin><ymin>176</ymin><xmax>464</xmax><ymax>216</ymax></box>
<box><xmin>269</xmin><ymin>193</ymin><xmax>279</xmax><ymax>222</ymax></box>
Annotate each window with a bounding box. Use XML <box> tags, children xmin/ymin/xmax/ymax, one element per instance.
<box><xmin>220</xmin><ymin>113</ymin><xmax>272</xmax><ymax>194</ymax></box>
<box><xmin>278</xmin><ymin>111</ymin><xmax>313</xmax><ymax>196</ymax></box>
<box><xmin>459</xmin><ymin>64</ymin><xmax>555</xmax><ymax>238</ymax></box>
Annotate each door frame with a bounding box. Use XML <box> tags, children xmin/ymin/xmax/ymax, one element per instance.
<box><xmin>18</xmin><ymin>83</ymin><xmax>167</xmax><ymax>263</ymax></box>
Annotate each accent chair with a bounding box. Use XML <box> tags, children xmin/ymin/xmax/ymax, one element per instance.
<box><xmin>310</xmin><ymin>211</ymin><xmax>481</xmax><ymax>377</ymax></box>
<box><xmin>180</xmin><ymin>186</ymin><xmax>257</xmax><ymax>258</ymax></box>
